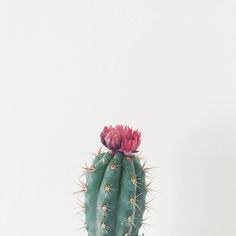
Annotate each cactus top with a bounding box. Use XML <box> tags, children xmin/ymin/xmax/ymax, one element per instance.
<box><xmin>100</xmin><ymin>125</ymin><xmax>141</xmax><ymax>156</ymax></box>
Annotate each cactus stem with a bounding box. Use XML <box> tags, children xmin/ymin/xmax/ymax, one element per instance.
<box><xmin>83</xmin><ymin>149</ymin><xmax>149</xmax><ymax>235</ymax></box>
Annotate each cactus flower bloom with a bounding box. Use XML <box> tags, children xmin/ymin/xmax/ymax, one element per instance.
<box><xmin>100</xmin><ymin>125</ymin><xmax>141</xmax><ymax>155</ymax></box>
<box><xmin>119</xmin><ymin>126</ymin><xmax>141</xmax><ymax>155</ymax></box>
<box><xmin>100</xmin><ymin>126</ymin><xmax>122</xmax><ymax>151</ymax></box>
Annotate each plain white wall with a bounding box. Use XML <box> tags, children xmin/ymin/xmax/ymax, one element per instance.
<box><xmin>0</xmin><ymin>0</ymin><xmax>236</xmax><ymax>236</ymax></box>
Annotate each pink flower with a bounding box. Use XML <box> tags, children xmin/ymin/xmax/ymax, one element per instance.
<box><xmin>100</xmin><ymin>125</ymin><xmax>141</xmax><ymax>155</ymax></box>
<box><xmin>119</xmin><ymin>126</ymin><xmax>141</xmax><ymax>155</ymax></box>
<box><xmin>100</xmin><ymin>126</ymin><xmax>122</xmax><ymax>151</ymax></box>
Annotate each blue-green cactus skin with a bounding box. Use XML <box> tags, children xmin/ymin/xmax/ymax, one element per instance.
<box><xmin>130</xmin><ymin>158</ymin><xmax>148</xmax><ymax>236</ymax></box>
<box><xmin>84</xmin><ymin>152</ymin><xmax>147</xmax><ymax>236</ymax></box>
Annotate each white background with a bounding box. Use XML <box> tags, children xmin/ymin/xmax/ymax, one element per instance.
<box><xmin>0</xmin><ymin>1</ymin><xmax>236</xmax><ymax>236</ymax></box>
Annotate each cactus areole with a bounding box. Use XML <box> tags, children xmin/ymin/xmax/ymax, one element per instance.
<box><xmin>83</xmin><ymin>125</ymin><xmax>148</xmax><ymax>236</ymax></box>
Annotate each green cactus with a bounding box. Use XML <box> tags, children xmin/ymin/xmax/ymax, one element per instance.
<box><xmin>83</xmin><ymin>151</ymin><xmax>148</xmax><ymax>236</ymax></box>
<box><xmin>77</xmin><ymin>125</ymin><xmax>151</xmax><ymax>236</ymax></box>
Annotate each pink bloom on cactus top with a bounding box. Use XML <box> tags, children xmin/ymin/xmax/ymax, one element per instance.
<box><xmin>120</xmin><ymin>126</ymin><xmax>141</xmax><ymax>155</ymax></box>
<box><xmin>100</xmin><ymin>125</ymin><xmax>122</xmax><ymax>151</ymax></box>
<box><xmin>100</xmin><ymin>125</ymin><xmax>141</xmax><ymax>155</ymax></box>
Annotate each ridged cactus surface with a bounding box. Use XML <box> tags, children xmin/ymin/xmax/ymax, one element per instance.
<box><xmin>79</xmin><ymin>125</ymin><xmax>150</xmax><ymax>236</ymax></box>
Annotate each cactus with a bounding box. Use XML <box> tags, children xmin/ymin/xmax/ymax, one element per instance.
<box><xmin>78</xmin><ymin>125</ymin><xmax>150</xmax><ymax>236</ymax></box>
